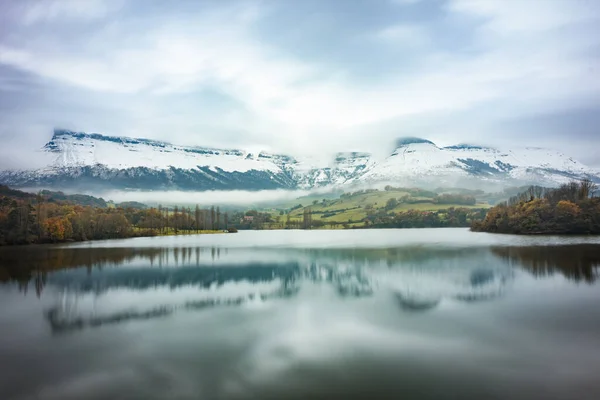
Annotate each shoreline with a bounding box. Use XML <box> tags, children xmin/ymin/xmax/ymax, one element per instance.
<box><xmin>0</xmin><ymin>229</ymin><xmax>232</xmax><ymax>247</ymax></box>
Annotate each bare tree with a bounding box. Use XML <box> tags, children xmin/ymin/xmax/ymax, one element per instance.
<box><xmin>165</xmin><ymin>207</ymin><xmax>169</xmax><ymax>232</ymax></box>
<box><xmin>579</xmin><ymin>178</ymin><xmax>598</xmax><ymax>200</ymax></box>
<box><xmin>158</xmin><ymin>204</ymin><xmax>163</xmax><ymax>233</ymax></box>
<box><xmin>35</xmin><ymin>192</ymin><xmax>46</xmax><ymax>240</ymax></box>
<box><xmin>302</xmin><ymin>207</ymin><xmax>312</xmax><ymax>230</ymax></box>
<box><xmin>173</xmin><ymin>206</ymin><xmax>179</xmax><ymax>234</ymax></box>
<box><xmin>187</xmin><ymin>207</ymin><xmax>192</xmax><ymax>231</ymax></box>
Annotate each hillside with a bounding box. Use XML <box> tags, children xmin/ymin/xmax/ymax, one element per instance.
<box><xmin>0</xmin><ymin>185</ymin><xmax>111</xmax><ymax>208</ymax></box>
<box><xmin>267</xmin><ymin>187</ymin><xmax>490</xmax><ymax>229</ymax></box>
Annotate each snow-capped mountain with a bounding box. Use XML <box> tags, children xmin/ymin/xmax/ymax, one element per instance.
<box><xmin>357</xmin><ymin>137</ymin><xmax>594</xmax><ymax>187</ymax></box>
<box><xmin>0</xmin><ymin>130</ymin><xmax>298</xmax><ymax>191</ymax></box>
<box><xmin>0</xmin><ymin>130</ymin><xmax>597</xmax><ymax>191</ymax></box>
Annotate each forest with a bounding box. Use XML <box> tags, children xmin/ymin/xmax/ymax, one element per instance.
<box><xmin>0</xmin><ymin>184</ymin><xmax>494</xmax><ymax>245</ymax></box>
<box><xmin>471</xmin><ymin>179</ymin><xmax>600</xmax><ymax>234</ymax></box>
<box><xmin>0</xmin><ymin>186</ymin><xmax>231</xmax><ymax>245</ymax></box>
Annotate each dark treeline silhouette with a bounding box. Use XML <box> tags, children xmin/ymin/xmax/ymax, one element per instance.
<box><xmin>0</xmin><ymin>187</ymin><xmax>229</xmax><ymax>245</ymax></box>
<box><xmin>472</xmin><ymin>179</ymin><xmax>600</xmax><ymax>234</ymax></box>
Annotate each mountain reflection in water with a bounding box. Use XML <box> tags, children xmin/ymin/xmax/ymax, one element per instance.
<box><xmin>2</xmin><ymin>243</ymin><xmax>598</xmax><ymax>334</ymax></box>
<box><xmin>2</xmin><ymin>230</ymin><xmax>600</xmax><ymax>400</ymax></box>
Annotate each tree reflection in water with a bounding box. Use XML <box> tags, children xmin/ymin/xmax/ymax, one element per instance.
<box><xmin>491</xmin><ymin>245</ymin><xmax>600</xmax><ymax>283</ymax></box>
<box><xmin>1</xmin><ymin>243</ymin><xmax>598</xmax><ymax>333</ymax></box>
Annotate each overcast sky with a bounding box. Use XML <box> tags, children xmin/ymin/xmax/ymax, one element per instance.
<box><xmin>0</xmin><ymin>0</ymin><xmax>599</xmax><ymax>169</ymax></box>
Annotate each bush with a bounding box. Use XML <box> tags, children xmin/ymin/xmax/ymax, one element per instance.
<box><xmin>385</xmin><ymin>198</ymin><xmax>398</xmax><ymax>210</ymax></box>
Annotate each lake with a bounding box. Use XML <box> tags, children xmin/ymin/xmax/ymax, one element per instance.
<box><xmin>1</xmin><ymin>228</ymin><xmax>600</xmax><ymax>400</ymax></box>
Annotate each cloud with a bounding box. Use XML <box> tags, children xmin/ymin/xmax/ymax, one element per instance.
<box><xmin>0</xmin><ymin>0</ymin><xmax>599</xmax><ymax>167</ymax></box>
<box><xmin>448</xmin><ymin>0</ymin><xmax>597</xmax><ymax>33</ymax></box>
<box><xmin>19</xmin><ymin>0</ymin><xmax>122</xmax><ymax>25</ymax></box>
<box><xmin>390</xmin><ymin>0</ymin><xmax>423</xmax><ymax>4</ymax></box>
<box><xmin>375</xmin><ymin>24</ymin><xmax>431</xmax><ymax>45</ymax></box>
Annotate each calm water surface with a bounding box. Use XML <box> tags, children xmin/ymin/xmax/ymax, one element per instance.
<box><xmin>1</xmin><ymin>228</ymin><xmax>600</xmax><ymax>400</ymax></box>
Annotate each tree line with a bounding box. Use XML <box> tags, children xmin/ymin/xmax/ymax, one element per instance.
<box><xmin>471</xmin><ymin>179</ymin><xmax>600</xmax><ymax>234</ymax></box>
<box><xmin>0</xmin><ymin>190</ymin><xmax>230</xmax><ymax>245</ymax></box>
<box><xmin>364</xmin><ymin>207</ymin><xmax>487</xmax><ymax>228</ymax></box>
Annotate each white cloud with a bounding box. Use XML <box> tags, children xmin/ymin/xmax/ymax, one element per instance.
<box><xmin>0</xmin><ymin>0</ymin><xmax>598</xmax><ymax>161</ymax></box>
<box><xmin>374</xmin><ymin>24</ymin><xmax>431</xmax><ymax>46</ymax></box>
<box><xmin>20</xmin><ymin>0</ymin><xmax>122</xmax><ymax>25</ymax></box>
<box><xmin>448</xmin><ymin>0</ymin><xmax>597</xmax><ymax>33</ymax></box>
<box><xmin>390</xmin><ymin>0</ymin><xmax>422</xmax><ymax>5</ymax></box>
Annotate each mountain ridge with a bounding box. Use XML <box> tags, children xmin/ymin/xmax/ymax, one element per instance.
<box><xmin>0</xmin><ymin>129</ymin><xmax>597</xmax><ymax>191</ymax></box>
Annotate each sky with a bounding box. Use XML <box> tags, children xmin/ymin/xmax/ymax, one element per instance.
<box><xmin>0</xmin><ymin>0</ymin><xmax>599</xmax><ymax>169</ymax></box>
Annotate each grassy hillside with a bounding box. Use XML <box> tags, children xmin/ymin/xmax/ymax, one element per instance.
<box><xmin>274</xmin><ymin>187</ymin><xmax>491</xmax><ymax>226</ymax></box>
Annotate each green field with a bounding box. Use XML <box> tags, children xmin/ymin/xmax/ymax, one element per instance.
<box><xmin>276</xmin><ymin>188</ymin><xmax>491</xmax><ymax>226</ymax></box>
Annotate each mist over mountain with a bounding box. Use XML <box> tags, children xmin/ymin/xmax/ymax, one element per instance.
<box><xmin>0</xmin><ymin>129</ymin><xmax>597</xmax><ymax>193</ymax></box>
